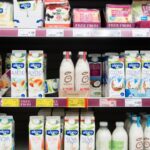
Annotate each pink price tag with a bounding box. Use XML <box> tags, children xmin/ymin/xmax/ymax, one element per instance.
<box><xmin>100</xmin><ymin>99</ymin><xmax>117</xmax><ymax>107</ymax></box>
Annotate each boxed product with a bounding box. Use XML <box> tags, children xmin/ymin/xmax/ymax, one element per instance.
<box><xmin>0</xmin><ymin>1</ymin><xmax>14</xmax><ymax>27</ymax></box>
<box><xmin>11</xmin><ymin>50</ymin><xmax>27</xmax><ymax>97</ymax></box>
<box><xmin>45</xmin><ymin>0</ymin><xmax>71</xmax><ymax>27</ymax></box>
<box><xmin>29</xmin><ymin>116</ymin><xmax>44</xmax><ymax>150</ymax></box>
<box><xmin>45</xmin><ymin>116</ymin><xmax>61</xmax><ymax>150</ymax></box>
<box><xmin>106</xmin><ymin>4</ymin><xmax>134</xmax><ymax>28</ymax></box>
<box><xmin>28</xmin><ymin>51</ymin><xmax>45</xmax><ymax>97</ymax></box>
<box><xmin>73</xmin><ymin>9</ymin><xmax>101</xmax><ymax>28</ymax></box>
<box><xmin>13</xmin><ymin>0</ymin><xmax>44</xmax><ymax>28</ymax></box>
<box><xmin>132</xmin><ymin>0</ymin><xmax>150</xmax><ymax>27</ymax></box>
<box><xmin>125</xmin><ymin>51</ymin><xmax>141</xmax><ymax>97</ymax></box>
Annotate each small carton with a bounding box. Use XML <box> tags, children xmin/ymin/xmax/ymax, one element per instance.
<box><xmin>125</xmin><ymin>51</ymin><xmax>141</xmax><ymax>97</ymax></box>
<box><xmin>11</xmin><ymin>50</ymin><xmax>27</xmax><ymax>97</ymax></box>
<box><xmin>108</xmin><ymin>55</ymin><xmax>125</xmax><ymax>97</ymax></box>
<box><xmin>64</xmin><ymin>116</ymin><xmax>79</xmax><ymax>150</ymax></box>
<box><xmin>0</xmin><ymin>116</ymin><xmax>14</xmax><ymax>150</ymax></box>
<box><xmin>45</xmin><ymin>116</ymin><xmax>61</xmax><ymax>150</ymax></box>
<box><xmin>141</xmin><ymin>51</ymin><xmax>150</xmax><ymax>97</ymax></box>
<box><xmin>80</xmin><ymin>115</ymin><xmax>95</xmax><ymax>150</ymax></box>
<box><xmin>28</xmin><ymin>51</ymin><xmax>44</xmax><ymax>97</ymax></box>
<box><xmin>29</xmin><ymin>116</ymin><xmax>44</xmax><ymax>150</ymax></box>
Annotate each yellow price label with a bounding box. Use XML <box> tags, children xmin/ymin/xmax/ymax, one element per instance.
<box><xmin>67</xmin><ymin>98</ymin><xmax>87</xmax><ymax>108</ymax></box>
<box><xmin>2</xmin><ymin>98</ymin><xmax>20</xmax><ymax>107</ymax></box>
<box><xmin>36</xmin><ymin>98</ymin><xmax>54</xmax><ymax>107</ymax></box>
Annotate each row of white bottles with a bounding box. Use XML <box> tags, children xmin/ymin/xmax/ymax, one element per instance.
<box><xmin>59</xmin><ymin>51</ymin><xmax>90</xmax><ymax>92</ymax></box>
<box><xmin>96</xmin><ymin>115</ymin><xmax>150</xmax><ymax>150</ymax></box>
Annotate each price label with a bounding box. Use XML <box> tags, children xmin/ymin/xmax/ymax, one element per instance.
<box><xmin>125</xmin><ymin>98</ymin><xmax>142</xmax><ymax>107</ymax></box>
<box><xmin>132</xmin><ymin>29</ymin><xmax>149</xmax><ymax>37</ymax></box>
<box><xmin>67</xmin><ymin>98</ymin><xmax>86</xmax><ymax>107</ymax></box>
<box><xmin>18</xmin><ymin>29</ymin><xmax>36</xmax><ymax>37</ymax></box>
<box><xmin>46</xmin><ymin>29</ymin><xmax>64</xmax><ymax>37</ymax></box>
<box><xmin>2</xmin><ymin>98</ymin><xmax>20</xmax><ymax>107</ymax></box>
<box><xmin>100</xmin><ymin>99</ymin><xmax>117</xmax><ymax>107</ymax></box>
<box><xmin>36</xmin><ymin>98</ymin><xmax>54</xmax><ymax>107</ymax></box>
<box><xmin>73</xmin><ymin>29</ymin><xmax>91</xmax><ymax>37</ymax></box>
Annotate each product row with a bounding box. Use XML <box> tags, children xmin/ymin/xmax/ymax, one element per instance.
<box><xmin>1</xmin><ymin>0</ymin><xmax>150</xmax><ymax>28</ymax></box>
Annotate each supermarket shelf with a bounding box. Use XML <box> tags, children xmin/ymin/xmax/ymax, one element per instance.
<box><xmin>0</xmin><ymin>28</ymin><xmax>150</xmax><ymax>38</ymax></box>
<box><xmin>0</xmin><ymin>97</ymin><xmax>150</xmax><ymax>107</ymax></box>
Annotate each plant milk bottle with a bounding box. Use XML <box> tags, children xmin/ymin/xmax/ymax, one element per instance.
<box><xmin>112</xmin><ymin>122</ymin><xmax>128</xmax><ymax>150</ymax></box>
<box><xmin>59</xmin><ymin>51</ymin><xmax>74</xmax><ymax>92</ymax></box>
<box><xmin>75</xmin><ymin>51</ymin><xmax>90</xmax><ymax>92</ymax></box>
<box><xmin>29</xmin><ymin>116</ymin><xmax>44</xmax><ymax>150</ymax></box>
<box><xmin>144</xmin><ymin>116</ymin><xmax>150</xmax><ymax>150</ymax></box>
<box><xmin>129</xmin><ymin>116</ymin><xmax>143</xmax><ymax>150</ymax></box>
<box><xmin>96</xmin><ymin>122</ymin><xmax>111</xmax><ymax>150</ymax></box>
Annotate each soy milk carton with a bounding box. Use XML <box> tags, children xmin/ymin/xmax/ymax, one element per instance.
<box><xmin>64</xmin><ymin>116</ymin><xmax>79</xmax><ymax>150</ymax></box>
<box><xmin>28</xmin><ymin>51</ymin><xmax>44</xmax><ymax>97</ymax></box>
<box><xmin>29</xmin><ymin>116</ymin><xmax>44</xmax><ymax>150</ymax></box>
<box><xmin>141</xmin><ymin>51</ymin><xmax>150</xmax><ymax>97</ymax></box>
<box><xmin>0</xmin><ymin>116</ymin><xmax>14</xmax><ymax>150</ymax></box>
<box><xmin>45</xmin><ymin>116</ymin><xmax>61</xmax><ymax>150</ymax></box>
<box><xmin>11</xmin><ymin>50</ymin><xmax>27</xmax><ymax>97</ymax></box>
<box><xmin>125</xmin><ymin>51</ymin><xmax>141</xmax><ymax>97</ymax></box>
<box><xmin>108</xmin><ymin>55</ymin><xmax>125</xmax><ymax>97</ymax></box>
<box><xmin>80</xmin><ymin>115</ymin><xmax>95</xmax><ymax>150</ymax></box>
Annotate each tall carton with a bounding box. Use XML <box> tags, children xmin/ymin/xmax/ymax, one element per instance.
<box><xmin>28</xmin><ymin>51</ymin><xmax>44</xmax><ymax>97</ymax></box>
<box><xmin>11</xmin><ymin>50</ymin><xmax>27</xmax><ymax>97</ymax></box>
<box><xmin>45</xmin><ymin>116</ymin><xmax>61</xmax><ymax>150</ymax></box>
<box><xmin>29</xmin><ymin>116</ymin><xmax>44</xmax><ymax>150</ymax></box>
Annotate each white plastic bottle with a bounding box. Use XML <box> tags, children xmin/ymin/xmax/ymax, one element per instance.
<box><xmin>129</xmin><ymin>116</ymin><xmax>143</xmax><ymax>150</ymax></box>
<box><xmin>112</xmin><ymin>122</ymin><xmax>128</xmax><ymax>150</ymax></box>
<box><xmin>144</xmin><ymin>116</ymin><xmax>150</xmax><ymax>150</ymax></box>
<box><xmin>59</xmin><ymin>51</ymin><xmax>74</xmax><ymax>91</ymax></box>
<box><xmin>96</xmin><ymin>122</ymin><xmax>111</xmax><ymax>150</ymax></box>
<box><xmin>75</xmin><ymin>51</ymin><xmax>90</xmax><ymax>92</ymax></box>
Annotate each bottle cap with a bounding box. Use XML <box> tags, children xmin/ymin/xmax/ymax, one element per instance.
<box><xmin>100</xmin><ymin>122</ymin><xmax>108</xmax><ymax>127</ymax></box>
<box><xmin>116</xmin><ymin>122</ymin><xmax>124</xmax><ymax>127</ymax></box>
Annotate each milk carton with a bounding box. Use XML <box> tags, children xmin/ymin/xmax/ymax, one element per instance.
<box><xmin>64</xmin><ymin>116</ymin><xmax>79</xmax><ymax>150</ymax></box>
<box><xmin>11</xmin><ymin>50</ymin><xmax>27</xmax><ymax>97</ymax></box>
<box><xmin>125</xmin><ymin>51</ymin><xmax>141</xmax><ymax>97</ymax></box>
<box><xmin>45</xmin><ymin>116</ymin><xmax>61</xmax><ymax>150</ymax></box>
<box><xmin>29</xmin><ymin>116</ymin><xmax>44</xmax><ymax>150</ymax></box>
<box><xmin>80</xmin><ymin>115</ymin><xmax>95</xmax><ymax>150</ymax></box>
<box><xmin>141</xmin><ymin>51</ymin><xmax>150</xmax><ymax>97</ymax></box>
<box><xmin>0</xmin><ymin>116</ymin><xmax>14</xmax><ymax>150</ymax></box>
<box><xmin>108</xmin><ymin>55</ymin><xmax>125</xmax><ymax>97</ymax></box>
<box><xmin>28</xmin><ymin>51</ymin><xmax>44</xmax><ymax>97</ymax></box>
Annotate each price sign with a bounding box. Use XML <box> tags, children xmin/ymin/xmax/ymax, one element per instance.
<box><xmin>125</xmin><ymin>98</ymin><xmax>142</xmax><ymax>107</ymax></box>
<box><xmin>73</xmin><ymin>29</ymin><xmax>91</xmax><ymax>37</ymax></box>
<box><xmin>2</xmin><ymin>98</ymin><xmax>20</xmax><ymax>107</ymax></box>
<box><xmin>18</xmin><ymin>29</ymin><xmax>36</xmax><ymax>37</ymax></box>
<box><xmin>36</xmin><ymin>98</ymin><xmax>54</xmax><ymax>107</ymax></box>
<box><xmin>67</xmin><ymin>98</ymin><xmax>86</xmax><ymax>107</ymax></box>
<box><xmin>100</xmin><ymin>99</ymin><xmax>117</xmax><ymax>107</ymax></box>
<box><xmin>46</xmin><ymin>29</ymin><xmax>64</xmax><ymax>37</ymax></box>
<box><xmin>132</xmin><ymin>29</ymin><xmax>149</xmax><ymax>37</ymax></box>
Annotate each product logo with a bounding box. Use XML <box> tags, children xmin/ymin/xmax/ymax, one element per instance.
<box><xmin>20</xmin><ymin>3</ymin><xmax>31</xmax><ymax>9</ymax></box>
<box><xmin>128</xmin><ymin>63</ymin><xmax>140</xmax><ymax>69</ymax></box>
<box><xmin>0</xmin><ymin>130</ymin><xmax>10</xmax><ymax>135</ymax></box>
<box><xmin>30</xmin><ymin>130</ymin><xmax>42</xmax><ymax>135</ymax></box>
<box><xmin>29</xmin><ymin>63</ymin><xmax>41</xmax><ymax>69</ymax></box>
<box><xmin>66</xmin><ymin>130</ymin><xmax>78</xmax><ymax>136</ymax></box>
<box><xmin>136</xmin><ymin>138</ymin><xmax>143</xmax><ymax>149</ymax></box>
<box><xmin>82</xmin><ymin>130</ymin><xmax>94</xmax><ymax>136</ymax></box>
<box><xmin>111</xmin><ymin>63</ymin><xmax>123</xmax><ymax>69</ymax></box>
<box><xmin>144</xmin><ymin>138</ymin><xmax>150</xmax><ymax>148</ymax></box>
<box><xmin>144</xmin><ymin>63</ymin><xmax>150</xmax><ymax>68</ymax></box>
<box><xmin>0</xmin><ymin>8</ymin><xmax>3</xmax><ymax>13</ymax></box>
<box><xmin>12</xmin><ymin>63</ymin><xmax>24</xmax><ymax>69</ymax></box>
<box><xmin>64</xmin><ymin>72</ymin><xmax>72</xmax><ymax>83</ymax></box>
<box><xmin>82</xmin><ymin>72</ymin><xmax>89</xmax><ymax>83</ymax></box>
<box><xmin>47</xmin><ymin>130</ymin><xmax>59</xmax><ymax>136</ymax></box>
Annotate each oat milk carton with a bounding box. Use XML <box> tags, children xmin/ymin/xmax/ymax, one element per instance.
<box><xmin>141</xmin><ymin>51</ymin><xmax>150</xmax><ymax>97</ymax></box>
<box><xmin>45</xmin><ymin>116</ymin><xmax>61</xmax><ymax>150</ymax></box>
<box><xmin>28</xmin><ymin>51</ymin><xmax>44</xmax><ymax>97</ymax></box>
<box><xmin>11</xmin><ymin>50</ymin><xmax>27</xmax><ymax>97</ymax></box>
<box><xmin>125</xmin><ymin>51</ymin><xmax>141</xmax><ymax>97</ymax></box>
<box><xmin>80</xmin><ymin>115</ymin><xmax>95</xmax><ymax>150</ymax></box>
<box><xmin>29</xmin><ymin>116</ymin><xmax>44</xmax><ymax>150</ymax></box>
<box><xmin>108</xmin><ymin>55</ymin><xmax>125</xmax><ymax>97</ymax></box>
<box><xmin>0</xmin><ymin>116</ymin><xmax>14</xmax><ymax>150</ymax></box>
<box><xmin>64</xmin><ymin>116</ymin><xmax>79</xmax><ymax>150</ymax></box>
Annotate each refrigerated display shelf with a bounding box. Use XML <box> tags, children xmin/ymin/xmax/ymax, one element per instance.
<box><xmin>0</xmin><ymin>97</ymin><xmax>150</xmax><ymax>107</ymax></box>
<box><xmin>0</xmin><ymin>28</ymin><xmax>150</xmax><ymax>37</ymax></box>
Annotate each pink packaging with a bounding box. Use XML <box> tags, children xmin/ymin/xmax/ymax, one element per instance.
<box><xmin>106</xmin><ymin>4</ymin><xmax>134</xmax><ymax>28</ymax></box>
<box><xmin>73</xmin><ymin>9</ymin><xmax>101</xmax><ymax>28</ymax></box>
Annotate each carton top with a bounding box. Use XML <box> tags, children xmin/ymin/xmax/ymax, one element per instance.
<box><xmin>29</xmin><ymin>50</ymin><xmax>43</xmax><ymax>58</ymax></box>
<box><xmin>46</xmin><ymin>116</ymin><xmax>60</xmax><ymax>124</ymax></box>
